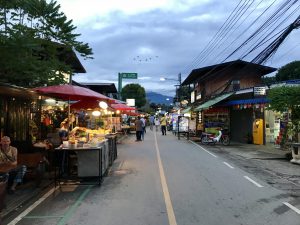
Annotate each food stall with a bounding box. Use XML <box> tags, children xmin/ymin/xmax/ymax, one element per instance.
<box><xmin>55</xmin><ymin>126</ymin><xmax>114</xmax><ymax>185</ymax></box>
<box><xmin>32</xmin><ymin>85</ymin><xmax>119</xmax><ymax>185</ymax></box>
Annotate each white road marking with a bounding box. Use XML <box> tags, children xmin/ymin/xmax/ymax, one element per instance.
<box><xmin>189</xmin><ymin>141</ymin><xmax>217</xmax><ymax>158</ymax></box>
<box><xmin>154</xmin><ymin>132</ymin><xmax>178</xmax><ymax>225</ymax></box>
<box><xmin>223</xmin><ymin>162</ymin><xmax>234</xmax><ymax>169</ymax></box>
<box><xmin>8</xmin><ymin>187</ymin><xmax>58</xmax><ymax>225</ymax></box>
<box><xmin>244</xmin><ymin>176</ymin><xmax>264</xmax><ymax>188</ymax></box>
<box><xmin>283</xmin><ymin>202</ymin><xmax>300</xmax><ymax>215</ymax></box>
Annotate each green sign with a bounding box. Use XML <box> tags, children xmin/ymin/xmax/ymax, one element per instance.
<box><xmin>120</xmin><ymin>73</ymin><xmax>138</xmax><ymax>79</ymax></box>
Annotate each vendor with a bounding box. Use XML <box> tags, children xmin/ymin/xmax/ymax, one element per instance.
<box><xmin>58</xmin><ymin>121</ymin><xmax>69</xmax><ymax>144</ymax></box>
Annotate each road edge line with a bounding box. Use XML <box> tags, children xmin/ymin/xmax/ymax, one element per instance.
<box><xmin>154</xmin><ymin>131</ymin><xmax>178</xmax><ymax>225</ymax></box>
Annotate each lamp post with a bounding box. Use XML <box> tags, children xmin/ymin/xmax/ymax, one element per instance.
<box><xmin>160</xmin><ymin>73</ymin><xmax>182</xmax><ymax>105</ymax></box>
<box><xmin>160</xmin><ymin>73</ymin><xmax>182</xmax><ymax>140</ymax></box>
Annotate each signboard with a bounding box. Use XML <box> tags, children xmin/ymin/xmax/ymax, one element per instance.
<box><xmin>191</xmin><ymin>91</ymin><xmax>195</xmax><ymax>103</ymax></box>
<box><xmin>120</xmin><ymin>73</ymin><xmax>138</xmax><ymax>79</ymax></box>
<box><xmin>254</xmin><ymin>86</ymin><xmax>266</xmax><ymax>96</ymax></box>
<box><xmin>126</xmin><ymin>99</ymin><xmax>135</xmax><ymax>106</ymax></box>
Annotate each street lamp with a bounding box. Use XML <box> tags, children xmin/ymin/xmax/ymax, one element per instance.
<box><xmin>160</xmin><ymin>73</ymin><xmax>182</xmax><ymax>104</ymax></box>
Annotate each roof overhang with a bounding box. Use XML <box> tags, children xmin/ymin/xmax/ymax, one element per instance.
<box><xmin>0</xmin><ymin>82</ymin><xmax>38</xmax><ymax>99</ymax></box>
<box><xmin>182</xmin><ymin>60</ymin><xmax>276</xmax><ymax>86</ymax></box>
<box><xmin>194</xmin><ymin>92</ymin><xmax>234</xmax><ymax>111</ymax></box>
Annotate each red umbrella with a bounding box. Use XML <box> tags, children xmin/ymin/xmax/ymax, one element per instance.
<box><xmin>33</xmin><ymin>84</ymin><xmax>113</xmax><ymax>102</ymax></box>
<box><xmin>71</xmin><ymin>100</ymin><xmax>115</xmax><ymax>110</ymax></box>
<box><xmin>110</xmin><ymin>103</ymin><xmax>136</xmax><ymax>111</ymax></box>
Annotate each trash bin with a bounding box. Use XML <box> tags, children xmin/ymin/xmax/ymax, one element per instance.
<box><xmin>0</xmin><ymin>174</ymin><xmax>8</xmax><ymax>211</ymax></box>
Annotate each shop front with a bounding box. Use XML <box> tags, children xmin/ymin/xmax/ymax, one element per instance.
<box><xmin>225</xmin><ymin>98</ymin><xmax>268</xmax><ymax>144</ymax></box>
<box><xmin>264</xmin><ymin>109</ymin><xmax>290</xmax><ymax>147</ymax></box>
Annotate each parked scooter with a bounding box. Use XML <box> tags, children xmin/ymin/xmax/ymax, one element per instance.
<box><xmin>201</xmin><ymin>129</ymin><xmax>230</xmax><ymax>146</ymax></box>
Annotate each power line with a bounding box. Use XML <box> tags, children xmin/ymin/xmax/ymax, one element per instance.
<box><xmin>194</xmin><ymin>0</ymin><xmax>255</xmax><ymax>67</ymax></box>
<box><xmin>181</xmin><ymin>0</ymin><xmax>245</xmax><ymax>74</ymax></box>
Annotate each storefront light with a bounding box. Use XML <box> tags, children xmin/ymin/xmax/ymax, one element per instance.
<box><xmin>92</xmin><ymin>110</ymin><xmax>101</xmax><ymax>117</ymax></box>
<box><xmin>45</xmin><ymin>98</ymin><xmax>56</xmax><ymax>103</ymax></box>
<box><xmin>116</xmin><ymin>110</ymin><xmax>120</xmax><ymax>114</ymax></box>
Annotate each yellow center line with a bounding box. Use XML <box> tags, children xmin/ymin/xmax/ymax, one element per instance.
<box><xmin>154</xmin><ymin>131</ymin><xmax>178</xmax><ymax>225</ymax></box>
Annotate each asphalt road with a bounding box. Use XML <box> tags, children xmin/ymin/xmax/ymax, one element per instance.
<box><xmin>5</xmin><ymin>129</ymin><xmax>300</xmax><ymax>225</ymax></box>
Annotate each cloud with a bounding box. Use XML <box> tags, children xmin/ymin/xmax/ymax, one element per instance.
<box><xmin>63</xmin><ymin>0</ymin><xmax>300</xmax><ymax>96</ymax></box>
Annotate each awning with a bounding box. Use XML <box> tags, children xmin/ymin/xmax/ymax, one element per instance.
<box><xmin>181</xmin><ymin>107</ymin><xmax>191</xmax><ymax>114</ymax></box>
<box><xmin>222</xmin><ymin>98</ymin><xmax>269</xmax><ymax>106</ymax></box>
<box><xmin>194</xmin><ymin>93</ymin><xmax>234</xmax><ymax>111</ymax></box>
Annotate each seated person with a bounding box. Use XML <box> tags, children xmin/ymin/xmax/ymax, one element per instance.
<box><xmin>0</xmin><ymin>136</ymin><xmax>26</xmax><ymax>194</ymax></box>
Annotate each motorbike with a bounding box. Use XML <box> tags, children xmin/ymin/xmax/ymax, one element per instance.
<box><xmin>201</xmin><ymin>129</ymin><xmax>230</xmax><ymax>146</ymax></box>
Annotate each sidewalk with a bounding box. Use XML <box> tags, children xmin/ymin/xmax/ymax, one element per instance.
<box><xmin>189</xmin><ymin>137</ymin><xmax>300</xmax><ymax>187</ymax></box>
<box><xmin>0</xmin><ymin>176</ymin><xmax>53</xmax><ymax>222</ymax></box>
<box><xmin>223</xmin><ymin>142</ymin><xmax>290</xmax><ymax>160</ymax></box>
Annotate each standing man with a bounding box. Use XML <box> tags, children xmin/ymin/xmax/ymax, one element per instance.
<box><xmin>160</xmin><ymin>115</ymin><xmax>167</xmax><ymax>135</ymax></box>
<box><xmin>135</xmin><ymin>116</ymin><xmax>143</xmax><ymax>141</ymax></box>
<box><xmin>0</xmin><ymin>136</ymin><xmax>26</xmax><ymax>194</ymax></box>
<box><xmin>149</xmin><ymin>115</ymin><xmax>155</xmax><ymax>131</ymax></box>
<box><xmin>140</xmin><ymin>116</ymin><xmax>146</xmax><ymax>140</ymax></box>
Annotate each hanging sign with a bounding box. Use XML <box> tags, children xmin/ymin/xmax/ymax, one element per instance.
<box><xmin>254</xmin><ymin>87</ymin><xmax>266</xmax><ymax>96</ymax></box>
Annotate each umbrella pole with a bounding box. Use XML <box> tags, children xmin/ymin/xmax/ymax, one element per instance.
<box><xmin>68</xmin><ymin>98</ymin><xmax>71</xmax><ymax>130</ymax></box>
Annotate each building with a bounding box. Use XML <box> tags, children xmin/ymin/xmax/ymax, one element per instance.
<box><xmin>182</xmin><ymin>60</ymin><xmax>276</xmax><ymax>144</ymax></box>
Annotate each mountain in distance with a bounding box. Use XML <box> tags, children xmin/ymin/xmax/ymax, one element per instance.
<box><xmin>146</xmin><ymin>91</ymin><xmax>173</xmax><ymax>104</ymax></box>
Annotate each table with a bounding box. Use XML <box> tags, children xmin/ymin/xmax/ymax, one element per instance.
<box><xmin>0</xmin><ymin>164</ymin><xmax>17</xmax><ymax>174</ymax></box>
<box><xmin>121</xmin><ymin>125</ymin><xmax>131</xmax><ymax>134</ymax></box>
<box><xmin>54</xmin><ymin>146</ymin><xmax>103</xmax><ymax>186</ymax></box>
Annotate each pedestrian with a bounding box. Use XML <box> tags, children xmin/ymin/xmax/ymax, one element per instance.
<box><xmin>58</xmin><ymin>121</ymin><xmax>69</xmax><ymax>144</ymax></box>
<box><xmin>0</xmin><ymin>136</ymin><xmax>27</xmax><ymax>194</ymax></box>
<box><xmin>160</xmin><ymin>115</ymin><xmax>167</xmax><ymax>135</ymax></box>
<box><xmin>149</xmin><ymin>115</ymin><xmax>155</xmax><ymax>131</ymax></box>
<box><xmin>135</xmin><ymin>116</ymin><xmax>143</xmax><ymax>141</ymax></box>
<box><xmin>154</xmin><ymin>117</ymin><xmax>160</xmax><ymax>131</ymax></box>
<box><xmin>140</xmin><ymin>116</ymin><xmax>146</xmax><ymax>140</ymax></box>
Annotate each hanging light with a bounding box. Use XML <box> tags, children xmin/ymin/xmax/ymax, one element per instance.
<box><xmin>99</xmin><ymin>101</ymin><xmax>108</xmax><ymax>109</ymax></box>
<box><xmin>92</xmin><ymin>110</ymin><xmax>101</xmax><ymax>117</ymax></box>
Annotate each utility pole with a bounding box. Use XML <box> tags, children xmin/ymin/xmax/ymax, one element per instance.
<box><xmin>178</xmin><ymin>73</ymin><xmax>182</xmax><ymax>104</ymax></box>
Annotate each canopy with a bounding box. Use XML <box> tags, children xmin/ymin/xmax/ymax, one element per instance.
<box><xmin>194</xmin><ymin>93</ymin><xmax>234</xmax><ymax>111</ymax></box>
<box><xmin>221</xmin><ymin>98</ymin><xmax>269</xmax><ymax>106</ymax></box>
<box><xmin>181</xmin><ymin>107</ymin><xmax>192</xmax><ymax>114</ymax></box>
<box><xmin>33</xmin><ymin>84</ymin><xmax>114</xmax><ymax>102</ymax></box>
<box><xmin>70</xmin><ymin>100</ymin><xmax>115</xmax><ymax>110</ymax></box>
<box><xmin>110</xmin><ymin>103</ymin><xmax>135</xmax><ymax>111</ymax></box>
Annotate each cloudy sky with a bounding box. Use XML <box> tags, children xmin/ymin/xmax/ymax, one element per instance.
<box><xmin>57</xmin><ymin>0</ymin><xmax>300</xmax><ymax>96</ymax></box>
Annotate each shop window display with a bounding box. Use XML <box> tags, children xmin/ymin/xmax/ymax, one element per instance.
<box><xmin>203</xmin><ymin>108</ymin><xmax>229</xmax><ymax>134</ymax></box>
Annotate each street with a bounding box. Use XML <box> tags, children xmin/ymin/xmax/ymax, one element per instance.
<box><xmin>4</xmin><ymin>129</ymin><xmax>300</xmax><ymax>225</ymax></box>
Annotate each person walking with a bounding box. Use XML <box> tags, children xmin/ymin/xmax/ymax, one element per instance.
<box><xmin>149</xmin><ymin>115</ymin><xmax>154</xmax><ymax>131</ymax></box>
<box><xmin>154</xmin><ymin>117</ymin><xmax>160</xmax><ymax>132</ymax></box>
<box><xmin>140</xmin><ymin>117</ymin><xmax>146</xmax><ymax>140</ymax></box>
<box><xmin>135</xmin><ymin>116</ymin><xmax>143</xmax><ymax>141</ymax></box>
<box><xmin>160</xmin><ymin>115</ymin><xmax>167</xmax><ymax>135</ymax></box>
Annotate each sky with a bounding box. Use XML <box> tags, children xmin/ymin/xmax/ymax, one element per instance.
<box><xmin>57</xmin><ymin>0</ymin><xmax>300</xmax><ymax>96</ymax></box>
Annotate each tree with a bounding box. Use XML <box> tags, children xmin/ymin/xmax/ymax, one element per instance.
<box><xmin>121</xmin><ymin>83</ymin><xmax>146</xmax><ymax>108</ymax></box>
<box><xmin>276</xmin><ymin>61</ymin><xmax>300</xmax><ymax>82</ymax></box>
<box><xmin>0</xmin><ymin>0</ymin><xmax>93</xmax><ymax>87</ymax></box>
<box><xmin>177</xmin><ymin>85</ymin><xmax>191</xmax><ymax>103</ymax></box>
<box><xmin>267</xmin><ymin>86</ymin><xmax>300</xmax><ymax>141</ymax></box>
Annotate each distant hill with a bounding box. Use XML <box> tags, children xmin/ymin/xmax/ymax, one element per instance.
<box><xmin>146</xmin><ymin>91</ymin><xmax>173</xmax><ymax>104</ymax></box>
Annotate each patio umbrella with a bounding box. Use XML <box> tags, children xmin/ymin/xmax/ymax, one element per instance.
<box><xmin>110</xmin><ymin>103</ymin><xmax>136</xmax><ymax>111</ymax></box>
<box><xmin>70</xmin><ymin>100</ymin><xmax>115</xmax><ymax>111</ymax></box>
<box><xmin>33</xmin><ymin>84</ymin><xmax>113</xmax><ymax>102</ymax></box>
<box><xmin>33</xmin><ymin>84</ymin><xmax>115</xmax><ymax>127</ymax></box>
